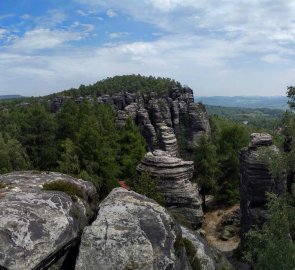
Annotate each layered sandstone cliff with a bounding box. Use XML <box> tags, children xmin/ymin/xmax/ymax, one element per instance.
<box><xmin>137</xmin><ymin>150</ymin><xmax>203</xmax><ymax>228</ymax></box>
<box><xmin>240</xmin><ymin>133</ymin><xmax>287</xmax><ymax>239</ymax></box>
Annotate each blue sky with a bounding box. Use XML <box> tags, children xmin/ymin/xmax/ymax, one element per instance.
<box><xmin>0</xmin><ymin>0</ymin><xmax>295</xmax><ymax>96</ymax></box>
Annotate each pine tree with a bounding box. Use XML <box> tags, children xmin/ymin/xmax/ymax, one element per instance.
<box><xmin>117</xmin><ymin>118</ymin><xmax>146</xmax><ymax>182</ymax></box>
<box><xmin>193</xmin><ymin>135</ymin><xmax>219</xmax><ymax>209</ymax></box>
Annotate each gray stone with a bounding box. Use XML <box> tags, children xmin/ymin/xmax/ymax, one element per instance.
<box><xmin>181</xmin><ymin>227</ymin><xmax>233</xmax><ymax>270</ymax></box>
<box><xmin>240</xmin><ymin>133</ymin><xmax>287</xmax><ymax>240</ymax></box>
<box><xmin>0</xmin><ymin>171</ymin><xmax>97</xmax><ymax>270</ymax></box>
<box><xmin>137</xmin><ymin>150</ymin><xmax>203</xmax><ymax>228</ymax></box>
<box><xmin>76</xmin><ymin>188</ymin><xmax>191</xmax><ymax>270</ymax></box>
<box><xmin>249</xmin><ymin>133</ymin><xmax>272</xmax><ymax>147</ymax></box>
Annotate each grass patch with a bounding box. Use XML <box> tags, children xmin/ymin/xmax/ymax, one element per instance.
<box><xmin>43</xmin><ymin>181</ymin><xmax>84</xmax><ymax>202</ymax></box>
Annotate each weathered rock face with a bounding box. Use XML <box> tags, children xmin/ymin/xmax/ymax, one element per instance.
<box><xmin>181</xmin><ymin>227</ymin><xmax>234</xmax><ymax>270</ymax></box>
<box><xmin>240</xmin><ymin>133</ymin><xmax>287</xmax><ymax>239</ymax></box>
<box><xmin>100</xmin><ymin>86</ymin><xmax>210</xmax><ymax>156</ymax></box>
<box><xmin>76</xmin><ymin>188</ymin><xmax>232</xmax><ymax>270</ymax></box>
<box><xmin>0</xmin><ymin>171</ymin><xmax>97</xmax><ymax>270</ymax></box>
<box><xmin>137</xmin><ymin>150</ymin><xmax>203</xmax><ymax>228</ymax></box>
<box><xmin>76</xmin><ymin>188</ymin><xmax>191</xmax><ymax>270</ymax></box>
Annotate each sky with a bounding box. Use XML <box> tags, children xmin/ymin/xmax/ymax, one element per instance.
<box><xmin>0</xmin><ymin>0</ymin><xmax>295</xmax><ymax>97</ymax></box>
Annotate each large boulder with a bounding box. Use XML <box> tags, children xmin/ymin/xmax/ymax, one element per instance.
<box><xmin>76</xmin><ymin>188</ymin><xmax>232</xmax><ymax>270</ymax></box>
<box><xmin>0</xmin><ymin>171</ymin><xmax>97</xmax><ymax>270</ymax></box>
<box><xmin>240</xmin><ymin>134</ymin><xmax>287</xmax><ymax>240</ymax></box>
<box><xmin>76</xmin><ymin>188</ymin><xmax>191</xmax><ymax>270</ymax></box>
<box><xmin>137</xmin><ymin>150</ymin><xmax>203</xmax><ymax>228</ymax></box>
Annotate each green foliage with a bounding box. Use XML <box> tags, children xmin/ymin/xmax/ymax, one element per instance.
<box><xmin>210</xmin><ymin>116</ymin><xmax>249</xmax><ymax>204</ymax></box>
<box><xmin>193</xmin><ymin>135</ymin><xmax>219</xmax><ymax>207</ymax></box>
<box><xmin>256</xmin><ymin>146</ymin><xmax>287</xmax><ymax>179</ymax></box>
<box><xmin>117</xmin><ymin>119</ymin><xmax>146</xmax><ymax>181</ymax></box>
<box><xmin>183</xmin><ymin>238</ymin><xmax>202</xmax><ymax>270</ymax></box>
<box><xmin>243</xmin><ymin>193</ymin><xmax>295</xmax><ymax>270</ymax></box>
<box><xmin>53</xmin><ymin>75</ymin><xmax>180</xmax><ymax>97</ymax></box>
<box><xmin>130</xmin><ymin>171</ymin><xmax>165</xmax><ymax>205</ymax></box>
<box><xmin>43</xmin><ymin>180</ymin><xmax>84</xmax><ymax>202</ymax></box>
<box><xmin>0</xmin><ymin>133</ymin><xmax>30</xmax><ymax>173</ymax></box>
<box><xmin>206</xmin><ymin>105</ymin><xmax>283</xmax><ymax>131</ymax></box>
<box><xmin>57</xmin><ymin>139</ymin><xmax>80</xmax><ymax>175</ymax></box>
<box><xmin>18</xmin><ymin>104</ymin><xmax>58</xmax><ymax>170</ymax></box>
<box><xmin>287</xmin><ymin>86</ymin><xmax>295</xmax><ymax>110</ymax></box>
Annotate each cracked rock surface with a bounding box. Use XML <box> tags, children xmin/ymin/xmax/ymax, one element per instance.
<box><xmin>0</xmin><ymin>171</ymin><xmax>97</xmax><ymax>270</ymax></box>
<box><xmin>76</xmin><ymin>188</ymin><xmax>191</xmax><ymax>270</ymax></box>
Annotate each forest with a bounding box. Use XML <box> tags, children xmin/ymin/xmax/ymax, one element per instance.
<box><xmin>0</xmin><ymin>75</ymin><xmax>294</xmax><ymax>269</ymax></box>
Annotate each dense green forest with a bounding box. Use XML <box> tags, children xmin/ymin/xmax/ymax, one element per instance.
<box><xmin>0</xmin><ymin>99</ymin><xmax>146</xmax><ymax>198</ymax></box>
<box><xmin>51</xmin><ymin>74</ymin><xmax>180</xmax><ymax>97</ymax></box>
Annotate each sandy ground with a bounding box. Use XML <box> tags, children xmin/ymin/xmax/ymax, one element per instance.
<box><xmin>202</xmin><ymin>204</ymin><xmax>240</xmax><ymax>252</ymax></box>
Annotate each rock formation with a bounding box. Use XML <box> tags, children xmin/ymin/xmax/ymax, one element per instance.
<box><xmin>137</xmin><ymin>150</ymin><xmax>203</xmax><ymax>228</ymax></box>
<box><xmin>76</xmin><ymin>188</ymin><xmax>232</xmax><ymax>270</ymax></box>
<box><xmin>0</xmin><ymin>171</ymin><xmax>97</xmax><ymax>270</ymax></box>
<box><xmin>51</xmin><ymin>85</ymin><xmax>211</xmax><ymax>157</ymax></box>
<box><xmin>240</xmin><ymin>133</ymin><xmax>287</xmax><ymax>239</ymax></box>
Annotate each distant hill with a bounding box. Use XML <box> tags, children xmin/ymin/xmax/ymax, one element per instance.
<box><xmin>0</xmin><ymin>95</ymin><xmax>23</xmax><ymax>100</ymax></box>
<box><xmin>205</xmin><ymin>105</ymin><xmax>284</xmax><ymax>130</ymax></box>
<box><xmin>195</xmin><ymin>96</ymin><xmax>288</xmax><ymax>110</ymax></box>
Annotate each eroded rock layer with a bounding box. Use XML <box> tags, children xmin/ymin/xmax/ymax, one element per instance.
<box><xmin>137</xmin><ymin>150</ymin><xmax>203</xmax><ymax>228</ymax></box>
<box><xmin>103</xmin><ymin>86</ymin><xmax>210</xmax><ymax>156</ymax></box>
<box><xmin>240</xmin><ymin>133</ymin><xmax>287</xmax><ymax>239</ymax></box>
<box><xmin>0</xmin><ymin>171</ymin><xmax>97</xmax><ymax>270</ymax></box>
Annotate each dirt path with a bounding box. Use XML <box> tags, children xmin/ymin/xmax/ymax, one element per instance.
<box><xmin>202</xmin><ymin>204</ymin><xmax>240</xmax><ymax>252</ymax></box>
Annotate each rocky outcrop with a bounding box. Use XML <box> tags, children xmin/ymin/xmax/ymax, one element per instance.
<box><xmin>181</xmin><ymin>227</ymin><xmax>234</xmax><ymax>270</ymax></box>
<box><xmin>0</xmin><ymin>171</ymin><xmax>97</xmax><ymax>270</ymax></box>
<box><xmin>240</xmin><ymin>133</ymin><xmax>287</xmax><ymax>240</ymax></box>
<box><xmin>50</xmin><ymin>86</ymin><xmax>210</xmax><ymax>157</ymax></box>
<box><xmin>137</xmin><ymin>150</ymin><xmax>203</xmax><ymax>228</ymax></box>
<box><xmin>76</xmin><ymin>188</ymin><xmax>232</xmax><ymax>270</ymax></box>
<box><xmin>158</xmin><ymin>124</ymin><xmax>178</xmax><ymax>157</ymax></box>
<box><xmin>99</xmin><ymin>87</ymin><xmax>211</xmax><ymax>156</ymax></box>
<box><xmin>76</xmin><ymin>188</ymin><xmax>191</xmax><ymax>270</ymax></box>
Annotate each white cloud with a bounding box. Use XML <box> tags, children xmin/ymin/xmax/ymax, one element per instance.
<box><xmin>9</xmin><ymin>28</ymin><xmax>84</xmax><ymax>51</ymax></box>
<box><xmin>2</xmin><ymin>0</ymin><xmax>295</xmax><ymax>96</ymax></box>
<box><xmin>261</xmin><ymin>54</ymin><xmax>289</xmax><ymax>64</ymax></box>
<box><xmin>21</xmin><ymin>14</ymin><xmax>32</xmax><ymax>20</ymax></box>
<box><xmin>109</xmin><ymin>32</ymin><xmax>129</xmax><ymax>39</ymax></box>
<box><xmin>0</xmin><ymin>29</ymin><xmax>9</xmax><ymax>39</ymax></box>
<box><xmin>2</xmin><ymin>32</ymin><xmax>295</xmax><ymax>96</ymax></box>
<box><xmin>106</xmin><ymin>9</ymin><xmax>117</xmax><ymax>18</ymax></box>
<box><xmin>0</xmin><ymin>14</ymin><xmax>14</xmax><ymax>20</ymax></box>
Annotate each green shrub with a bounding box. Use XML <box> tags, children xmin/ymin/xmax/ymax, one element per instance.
<box><xmin>43</xmin><ymin>180</ymin><xmax>84</xmax><ymax>202</ymax></box>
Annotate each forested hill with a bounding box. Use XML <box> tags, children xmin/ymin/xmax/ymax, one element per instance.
<box><xmin>196</xmin><ymin>96</ymin><xmax>288</xmax><ymax>110</ymax></box>
<box><xmin>50</xmin><ymin>75</ymin><xmax>181</xmax><ymax>97</ymax></box>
